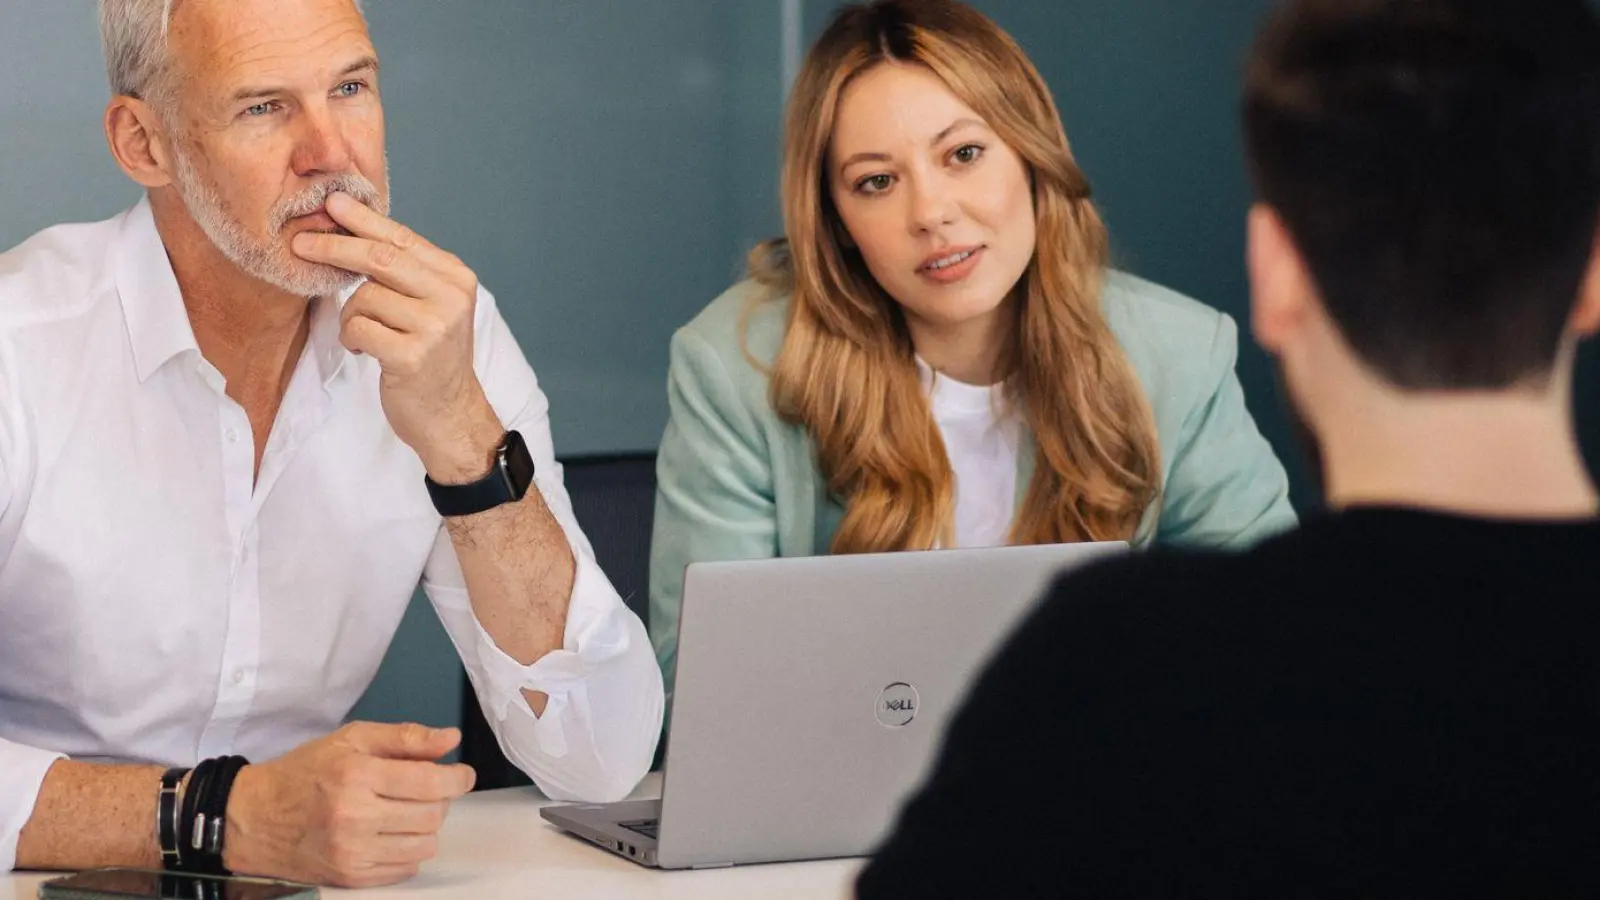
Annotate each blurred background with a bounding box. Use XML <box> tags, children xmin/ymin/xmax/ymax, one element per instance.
<box><xmin>4</xmin><ymin>1</ymin><xmax>1596</xmax><ymax>732</ymax></box>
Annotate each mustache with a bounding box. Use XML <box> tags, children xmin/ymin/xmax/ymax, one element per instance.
<box><xmin>269</xmin><ymin>174</ymin><xmax>386</xmax><ymax>234</ymax></box>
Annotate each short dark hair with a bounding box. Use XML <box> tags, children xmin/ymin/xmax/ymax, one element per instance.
<box><xmin>1244</xmin><ymin>0</ymin><xmax>1600</xmax><ymax>389</ymax></box>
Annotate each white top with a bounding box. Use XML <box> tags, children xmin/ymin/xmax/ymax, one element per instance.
<box><xmin>918</xmin><ymin>360</ymin><xmax>1022</xmax><ymax>549</ymax></box>
<box><xmin>0</xmin><ymin>775</ymin><xmax>865</xmax><ymax>899</ymax></box>
<box><xmin>0</xmin><ymin>201</ymin><xmax>664</xmax><ymax>869</ymax></box>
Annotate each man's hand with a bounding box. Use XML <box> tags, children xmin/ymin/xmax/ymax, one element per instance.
<box><xmin>292</xmin><ymin>192</ymin><xmax>504</xmax><ymax>484</ymax></box>
<box><xmin>223</xmin><ymin>722</ymin><xmax>476</xmax><ymax>889</ymax></box>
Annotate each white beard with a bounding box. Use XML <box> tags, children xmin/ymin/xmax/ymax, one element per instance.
<box><xmin>170</xmin><ymin>146</ymin><xmax>390</xmax><ymax>299</ymax></box>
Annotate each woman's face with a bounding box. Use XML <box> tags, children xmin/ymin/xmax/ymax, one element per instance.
<box><xmin>828</xmin><ymin>63</ymin><xmax>1037</xmax><ymax>341</ymax></box>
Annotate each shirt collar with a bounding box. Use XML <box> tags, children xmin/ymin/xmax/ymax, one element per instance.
<box><xmin>116</xmin><ymin>198</ymin><xmax>199</xmax><ymax>384</ymax></box>
<box><xmin>115</xmin><ymin>197</ymin><xmax>357</xmax><ymax>387</ymax></box>
<box><xmin>308</xmin><ymin>283</ymin><xmax>358</xmax><ymax>387</ymax></box>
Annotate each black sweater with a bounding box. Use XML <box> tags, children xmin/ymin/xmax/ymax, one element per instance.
<box><xmin>858</xmin><ymin>508</ymin><xmax>1600</xmax><ymax>898</ymax></box>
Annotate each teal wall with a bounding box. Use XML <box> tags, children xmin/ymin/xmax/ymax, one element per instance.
<box><xmin>3</xmin><ymin>2</ymin><xmax>1596</xmax><ymax>733</ymax></box>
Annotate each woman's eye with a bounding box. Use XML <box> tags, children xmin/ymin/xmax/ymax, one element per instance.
<box><xmin>951</xmin><ymin>144</ymin><xmax>985</xmax><ymax>165</ymax></box>
<box><xmin>857</xmin><ymin>174</ymin><xmax>894</xmax><ymax>194</ymax></box>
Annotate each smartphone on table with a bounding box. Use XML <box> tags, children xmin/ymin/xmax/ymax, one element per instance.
<box><xmin>37</xmin><ymin>868</ymin><xmax>317</xmax><ymax>900</ymax></box>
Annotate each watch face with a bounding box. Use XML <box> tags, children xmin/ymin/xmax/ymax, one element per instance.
<box><xmin>502</xmin><ymin>429</ymin><xmax>536</xmax><ymax>499</ymax></box>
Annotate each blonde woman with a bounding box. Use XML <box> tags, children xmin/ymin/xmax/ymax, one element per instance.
<box><xmin>650</xmin><ymin>0</ymin><xmax>1294</xmax><ymax>696</ymax></box>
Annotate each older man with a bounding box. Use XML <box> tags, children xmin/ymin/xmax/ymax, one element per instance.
<box><xmin>0</xmin><ymin>0</ymin><xmax>662</xmax><ymax>887</ymax></box>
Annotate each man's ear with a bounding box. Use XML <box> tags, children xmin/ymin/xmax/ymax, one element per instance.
<box><xmin>105</xmin><ymin>95</ymin><xmax>176</xmax><ymax>189</ymax></box>
<box><xmin>1247</xmin><ymin>204</ymin><xmax>1316</xmax><ymax>356</ymax></box>
<box><xmin>1570</xmin><ymin>225</ymin><xmax>1600</xmax><ymax>338</ymax></box>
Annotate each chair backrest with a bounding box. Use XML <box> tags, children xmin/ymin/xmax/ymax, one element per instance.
<box><xmin>460</xmin><ymin>451</ymin><xmax>660</xmax><ymax>790</ymax></box>
<box><xmin>558</xmin><ymin>452</ymin><xmax>658</xmax><ymax>626</ymax></box>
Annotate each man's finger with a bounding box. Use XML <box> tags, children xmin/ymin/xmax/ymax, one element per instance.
<box><xmin>341</xmin><ymin>282</ymin><xmax>435</xmax><ymax>335</ymax></box>
<box><xmin>366</xmin><ymin>759</ymin><xmax>475</xmax><ymax>803</ymax></box>
<box><xmin>345</xmin><ymin>723</ymin><xmax>462</xmax><ymax>761</ymax></box>
<box><xmin>364</xmin><ymin>833</ymin><xmax>441</xmax><ymax>866</ymax></box>
<box><xmin>292</xmin><ymin>231</ymin><xmax>448</xmax><ymax>300</ymax></box>
<box><xmin>334</xmin><ymin>862</ymin><xmax>422</xmax><ymax>890</ymax></box>
<box><xmin>323</xmin><ymin>191</ymin><xmax>459</xmax><ymax>271</ymax></box>
<box><xmin>342</xmin><ymin>310</ymin><xmax>432</xmax><ymax>361</ymax></box>
<box><xmin>339</xmin><ymin>314</ymin><xmax>410</xmax><ymax>362</ymax></box>
<box><xmin>374</xmin><ymin>798</ymin><xmax>455</xmax><ymax>835</ymax></box>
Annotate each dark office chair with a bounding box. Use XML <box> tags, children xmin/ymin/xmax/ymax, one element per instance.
<box><xmin>458</xmin><ymin>451</ymin><xmax>659</xmax><ymax>791</ymax></box>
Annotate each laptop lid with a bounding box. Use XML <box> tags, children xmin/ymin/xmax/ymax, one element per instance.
<box><xmin>655</xmin><ymin>541</ymin><xmax>1126</xmax><ymax>868</ymax></box>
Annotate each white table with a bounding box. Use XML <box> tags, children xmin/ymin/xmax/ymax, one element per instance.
<box><xmin>4</xmin><ymin>775</ymin><xmax>862</xmax><ymax>900</ymax></box>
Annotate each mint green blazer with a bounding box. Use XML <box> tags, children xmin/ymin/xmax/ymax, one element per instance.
<box><xmin>649</xmin><ymin>271</ymin><xmax>1296</xmax><ymax>697</ymax></box>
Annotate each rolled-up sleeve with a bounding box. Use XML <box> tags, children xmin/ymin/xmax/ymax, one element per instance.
<box><xmin>421</xmin><ymin>287</ymin><xmax>663</xmax><ymax>803</ymax></box>
<box><xmin>0</xmin><ymin>739</ymin><xmax>64</xmax><ymax>870</ymax></box>
<box><xmin>0</xmin><ymin>347</ymin><xmax>63</xmax><ymax>870</ymax></box>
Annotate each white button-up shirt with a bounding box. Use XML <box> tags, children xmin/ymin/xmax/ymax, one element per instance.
<box><xmin>0</xmin><ymin>200</ymin><xmax>664</xmax><ymax>868</ymax></box>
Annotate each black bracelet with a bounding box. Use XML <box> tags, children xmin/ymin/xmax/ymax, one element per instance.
<box><xmin>179</xmin><ymin>758</ymin><xmax>217</xmax><ymax>868</ymax></box>
<box><xmin>157</xmin><ymin>767</ymin><xmax>190</xmax><ymax>872</ymax></box>
<box><xmin>198</xmin><ymin>756</ymin><xmax>250</xmax><ymax>873</ymax></box>
<box><xmin>178</xmin><ymin>755</ymin><xmax>250</xmax><ymax>875</ymax></box>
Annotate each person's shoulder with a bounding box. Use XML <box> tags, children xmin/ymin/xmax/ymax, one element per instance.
<box><xmin>1095</xmin><ymin>270</ymin><xmax>1253</xmax><ymax>449</ymax></box>
<box><xmin>676</xmin><ymin>277</ymin><xmax>789</xmax><ymax>362</ymax></box>
<box><xmin>1102</xmin><ymin>269</ymin><xmax>1224</xmax><ymax>325</ymax></box>
<box><xmin>669</xmin><ymin>277</ymin><xmax>792</xmax><ymax>401</ymax></box>
<box><xmin>1100</xmin><ymin>269</ymin><xmax>1233</xmax><ymax>373</ymax></box>
<box><xmin>1045</xmin><ymin>546</ymin><xmax>1251</xmax><ymax>618</ymax></box>
<box><xmin>0</xmin><ymin>211</ymin><xmax>131</xmax><ymax>408</ymax></box>
<box><xmin>0</xmin><ymin>211</ymin><xmax>127</xmax><ymax>335</ymax></box>
<box><xmin>1030</xmin><ymin>529</ymin><xmax>1313</xmax><ymax>649</ymax></box>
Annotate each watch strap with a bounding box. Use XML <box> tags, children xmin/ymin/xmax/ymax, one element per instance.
<box><xmin>426</xmin><ymin>463</ymin><xmax>518</xmax><ymax>517</ymax></box>
<box><xmin>424</xmin><ymin>431</ymin><xmax>533</xmax><ymax>517</ymax></box>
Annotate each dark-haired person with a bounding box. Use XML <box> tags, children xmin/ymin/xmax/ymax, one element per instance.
<box><xmin>859</xmin><ymin>0</ymin><xmax>1600</xmax><ymax>895</ymax></box>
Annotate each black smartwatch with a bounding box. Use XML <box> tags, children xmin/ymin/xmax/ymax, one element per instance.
<box><xmin>424</xmin><ymin>429</ymin><xmax>535</xmax><ymax>517</ymax></box>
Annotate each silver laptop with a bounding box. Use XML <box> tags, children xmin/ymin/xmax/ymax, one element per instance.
<box><xmin>541</xmin><ymin>541</ymin><xmax>1126</xmax><ymax>869</ymax></box>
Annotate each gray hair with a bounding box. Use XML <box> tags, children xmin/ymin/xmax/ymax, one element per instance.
<box><xmin>99</xmin><ymin>0</ymin><xmax>365</xmax><ymax>110</ymax></box>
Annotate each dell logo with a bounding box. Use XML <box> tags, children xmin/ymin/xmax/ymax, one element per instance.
<box><xmin>876</xmin><ymin>682</ymin><xmax>920</xmax><ymax>727</ymax></box>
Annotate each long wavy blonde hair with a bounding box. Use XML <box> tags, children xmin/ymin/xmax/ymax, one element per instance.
<box><xmin>749</xmin><ymin>0</ymin><xmax>1161</xmax><ymax>553</ymax></box>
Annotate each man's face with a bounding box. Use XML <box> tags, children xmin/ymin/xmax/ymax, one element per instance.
<box><xmin>163</xmin><ymin>0</ymin><xmax>389</xmax><ymax>297</ymax></box>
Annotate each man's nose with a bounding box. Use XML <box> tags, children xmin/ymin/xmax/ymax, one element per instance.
<box><xmin>291</xmin><ymin>106</ymin><xmax>355</xmax><ymax>178</ymax></box>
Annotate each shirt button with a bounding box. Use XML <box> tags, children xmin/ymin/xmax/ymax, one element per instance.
<box><xmin>232</xmin><ymin>668</ymin><xmax>246</xmax><ymax>684</ymax></box>
<box><xmin>225</xmin><ymin>428</ymin><xmax>240</xmax><ymax>443</ymax></box>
